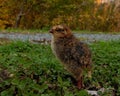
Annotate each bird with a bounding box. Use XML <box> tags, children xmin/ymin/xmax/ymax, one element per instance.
<box><xmin>49</xmin><ymin>25</ymin><xmax>92</xmax><ymax>89</ymax></box>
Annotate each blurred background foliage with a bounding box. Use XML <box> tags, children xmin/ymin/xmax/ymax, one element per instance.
<box><xmin>0</xmin><ymin>0</ymin><xmax>120</xmax><ymax>32</ymax></box>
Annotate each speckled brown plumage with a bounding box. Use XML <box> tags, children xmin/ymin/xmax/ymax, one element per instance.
<box><xmin>49</xmin><ymin>25</ymin><xmax>92</xmax><ymax>89</ymax></box>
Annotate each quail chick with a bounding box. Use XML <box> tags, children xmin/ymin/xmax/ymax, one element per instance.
<box><xmin>49</xmin><ymin>25</ymin><xmax>92</xmax><ymax>89</ymax></box>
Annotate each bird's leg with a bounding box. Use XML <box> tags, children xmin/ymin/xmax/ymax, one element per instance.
<box><xmin>77</xmin><ymin>76</ymin><xmax>83</xmax><ymax>89</ymax></box>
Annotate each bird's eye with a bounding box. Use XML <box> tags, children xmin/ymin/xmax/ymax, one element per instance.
<box><xmin>55</xmin><ymin>29</ymin><xmax>64</xmax><ymax>32</ymax></box>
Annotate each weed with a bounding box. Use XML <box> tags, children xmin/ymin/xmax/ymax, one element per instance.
<box><xmin>0</xmin><ymin>40</ymin><xmax>120</xmax><ymax>96</ymax></box>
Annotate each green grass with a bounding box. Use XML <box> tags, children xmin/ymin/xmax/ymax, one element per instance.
<box><xmin>0</xmin><ymin>40</ymin><xmax>120</xmax><ymax>96</ymax></box>
<box><xmin>0</xmin><ymin>28</ymin><xmax>49</xmax><ymax>34</ymax></box>
<box><xmin>0</xmin><ymin>28</ymin><xmax>120</xmax><ymax>34</ymax></box>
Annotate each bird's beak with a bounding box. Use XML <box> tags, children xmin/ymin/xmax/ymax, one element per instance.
<box><xmin>49</xmin><ymin>29</ymin><xmax>53</xmax><ymax>33</ymax></box>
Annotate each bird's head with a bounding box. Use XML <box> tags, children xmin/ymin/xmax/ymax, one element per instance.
<box><xmin>49</xmin><ymin>25</ymin><xmax>72</xmax><ymax>38</ymax></box>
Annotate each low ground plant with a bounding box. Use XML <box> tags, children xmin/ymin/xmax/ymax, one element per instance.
<box><xmin>0</xmin><ymin>40</ymin><xmax>120</xmax><ymax>96</ymax></box>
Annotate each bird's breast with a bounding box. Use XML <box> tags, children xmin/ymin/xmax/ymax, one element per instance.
<box><xmin>51</xmin><ymin>39</ymin><xmax>73</xmax><ymax>64</ymax></box>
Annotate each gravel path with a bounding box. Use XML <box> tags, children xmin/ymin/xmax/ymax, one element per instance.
<box><xmin>0</xmin><ymin>33</ymin><xmax>120</xmax><ymax>43</ymax></box>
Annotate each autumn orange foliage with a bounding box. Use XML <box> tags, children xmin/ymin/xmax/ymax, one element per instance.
<box><xmin>0</xmin><ymin>0</ymin><xmax>120</xmax><ymax>32</ymax></box>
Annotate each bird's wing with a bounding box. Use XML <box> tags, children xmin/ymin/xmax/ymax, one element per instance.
<box><xmin>71</xmin><ymin>42</ymin><xmax>91</xmax><ymax>67</ymax></box>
